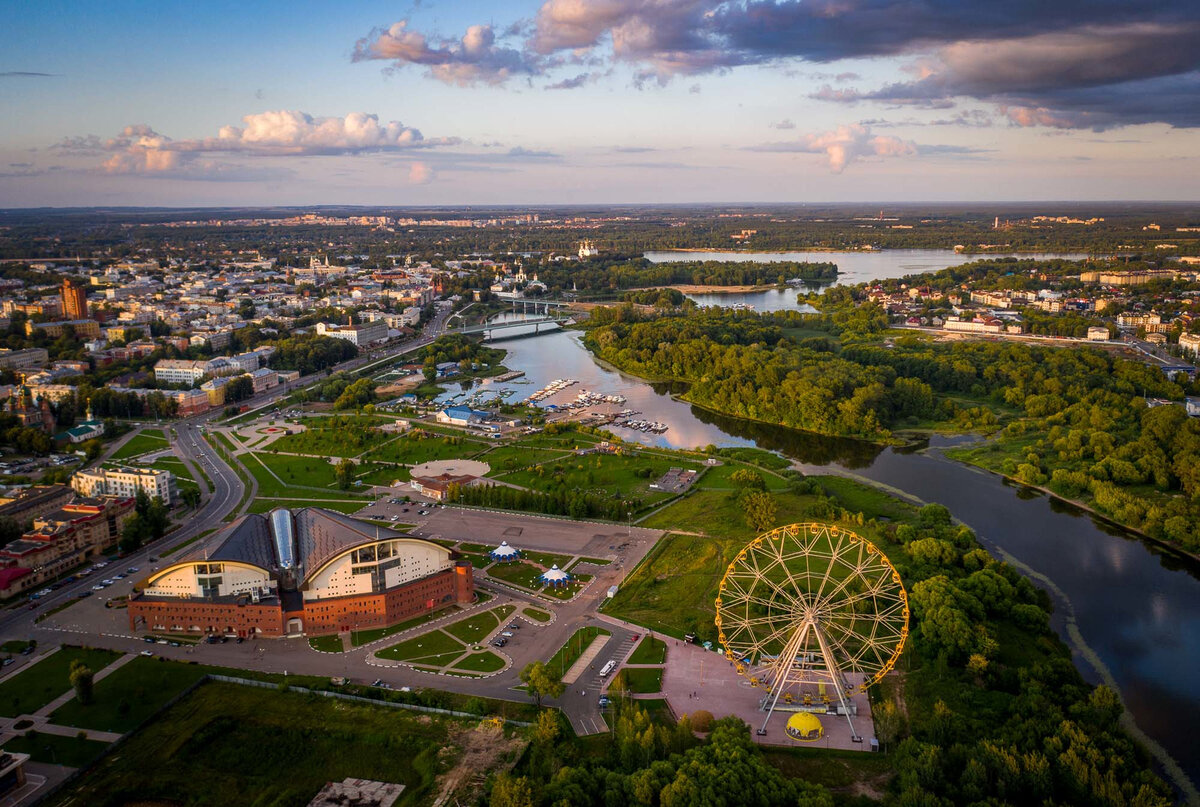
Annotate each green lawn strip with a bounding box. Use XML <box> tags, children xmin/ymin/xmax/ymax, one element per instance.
<box><xmin>627</xmin><ymin>636</ymin><xmax>668</xmax><ymax>665</ymax></box>
<box><xmin>376</xmin><ymin>629</ymin><xmax>464</xmax><ymax>662</ymax></box>
<box><xmin>408</xmin><ymin>651</ymin><xmax>468</xmax><ymax>667</ymax></box>
<box><xmin>478</xmin><ymin>445</ymin><xmax>572</xmax><ymax>475</ymax></box>
<box><xmin>109</xmin><ymin>431</ymin><xmax>170</xmax><ymax>460</ymax></box>
<box><xmin>522</xmin><ymin>607</ymin><xmax>552</xmax><ymax>623</ymax></box>
<box><xmin>443</xmin><ymin>610</ymin><xmax>501</xmax><ymax>644</ymax></box>
<box><xmin>452</xmin><ymin>651</ymin><xmax>506</xmax><ymax>673</ymax></box>
<box><xmin>697</xmin><ymin>463</ymin><xmax>789</xmax><ymax>491</ymax></box>
<box><xmin>546</xmin><ymin>627</ymin><xmax>611</xmax><ymax>680</ymax></box>
<box><xmin>0</xmin><ymin>641</ymin><xmax>33</xmax><ymax>653</ymax></box>
<box><xmin>41</xmin><ymin>682</ymin><xmax>470</xmax><ymax>807</ymax></box>
<box><xmin>308</xmin><ymin>635</ymin><xmax>344</xmax><ymax>653</ymax></box>
<box><xmin>576</xmin><ymin>556</ymin><xmax>612</xmax><ymax>565</ymax></box>
<box><xmin>350</xmin><ymin>607</ymin><xmax>456</xmax><ymax>647</ymax></box>
<box><xmin>49</xmin><ymin>656</ymin><xmax>213</xmax><ymax>734</ymax></box>
<box><xmin>1</xmin><ymin>731</ymin><xmax>110</xmax><ymax>767</ymax></box>
<box><xmin>457</xmin><ymin>551</ymin><xmax>492</xmax><ymax>569</ymax></box>
<box><xmin>610</xmin><ymin>667</ymin><xmax>663</xmax><ymax>694</ymax></box>
<box><xmin>249</xmin><ymin>451</ymin><xmax>340</xmax><ymax>492</ymax></box>
<box><xmin>459</xmin><ymin>542</ymin><xmax>494</xmax><ymax>553</ymax></box>
<box><xmin>0</xmin><ymin>648</ymin><xmax>121</xmax><ymax>718</ymax></box>
<box><xmin>810</xmin><ymin>475</ymin><xmax>921</xmax><ymax>523</ymax></box>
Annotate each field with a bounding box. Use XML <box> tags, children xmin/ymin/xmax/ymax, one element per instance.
<box><xmin>50</xmin><ymin>656</ymin><xmax>209</xmax><ymax>734</ymax></box>
<box><xmin>109</xmin><ymin>429</ymin><xmax>169</xmax><ymax>460</ymax></box>
<box><xmin>2</xmin><ymin>730</ymin><xmax>110</xmax><ymax>767</ymax></box>
<box><xmin>43</xmin><ymin>682</ymin><xmax>487</xmax><ymax>807</ymax></box>
<box><xmin>362</xmin><ymin>431</ymin><xmax>488</xmax><ymax>466</ymax></box>
<box><xmin>496</xmin><ymin>451</ymin><xmax>698</xmax><ymax>502</ymax></box>
<box><xmin>478</xmin><ymin>444</ymin><xmax>570</xmax><ymax>474</ymax></box>
<box><xmin>0</xmin><ymin>648</ymin><xmax>121</xmax><ymax>717</ymax></box>
<box><xmin>247</xmin><ymin>451</ymin><xmax>341</xmax><ymax>491</ymax></box>
<box><xmin>610</xmin><ymin>667</ymin><xmax>663</xmax><ymax>694</ymax></box>
<box><xmin>267</xmin><ymin>416</ymin><xmax>392</xmax><ymax>457</ymax></box>
<box><xmin>627</xmin><ymin>636</ymin><xmax>668</xmax><ymax>665</ymax></box>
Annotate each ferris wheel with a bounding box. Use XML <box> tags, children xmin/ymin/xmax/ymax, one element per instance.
<box><xmin>715</xmin><ymin>523</ymin><xmax>909</xmax><ymax>739</ymax></box>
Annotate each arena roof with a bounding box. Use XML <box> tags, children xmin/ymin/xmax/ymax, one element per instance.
<box><xmin>181</xmin><ymin>507</ymin><xmax>434</xmax><ymax>585</ymax></box>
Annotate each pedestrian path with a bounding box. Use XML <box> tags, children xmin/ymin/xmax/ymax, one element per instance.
<box><xmin>562</xmin><ymin>635</ymin><xmax>608</xmax><ymax>685</ymax></box>
<box><xmin>33</xmin><ymin>652</ymin><xmax>136</xmax><ymax>718</ymax></box>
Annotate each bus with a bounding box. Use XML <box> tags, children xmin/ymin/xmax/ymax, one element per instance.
<box><xmin>599</xmin><ymin>660</ymin><xmax>616</xmax><ymax>678</ymax></box>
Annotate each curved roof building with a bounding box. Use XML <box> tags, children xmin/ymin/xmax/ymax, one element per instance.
<box><xmin>539</xmin><ymin>564</ymin><xmax>572</xmax><ymax>587</ymax></box>
<box><xmin>129</xmin><ymin>507</ymin><xmax>474</xmax><ymax>638</ymax></box>
<box><xmin>489</xmin><ymin>541</ymin><xmax>521</xmax><ymax>562</ymax></box>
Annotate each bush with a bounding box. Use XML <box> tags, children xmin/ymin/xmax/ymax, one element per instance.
<box><xmin>689</xmin><ymin>710</ymin><xmax>714</xmax><ymax>732</ymax></box>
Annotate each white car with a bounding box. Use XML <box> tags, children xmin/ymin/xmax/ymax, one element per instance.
<box><xmin>92</xmin><ymin>584</ymin><xmax>105</xmax><ymax>591</ymax></box>
<box><xmin>36</xmin><ymin>588</ymin><xmax>52</xmax><ymax>597</ymax></box>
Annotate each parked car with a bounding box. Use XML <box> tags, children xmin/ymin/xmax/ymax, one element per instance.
<box><xmin>140</xmin><ymin>650</ymin><xmax>154</xmax><ymax>657</ymax></box>
<box><xmin>75</xmin><ymin>591</ymin><xmax>92</xmax><ymax>599</ymax></box>
<box><xmin>143</xmin><ymin>636</ymin><xmax>156</xmax><ymax>643</ymax></box>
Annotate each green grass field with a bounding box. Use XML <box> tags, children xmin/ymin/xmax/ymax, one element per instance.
<box><xmin>452</xmin><ymin>651</ymin><xmax>506</xmax><ymax>673</ymax></box>
<box><xmin>627</xmin><ymin>636</ymin><xmax>668</xmax><ymax>665</ymax></box>
<box><xmin>522</xmin><ymin>607</ymin><xmax>552</xmax><ymax>623</ymax></box>
<box><xmin>443</xmin><ymin>610</ymin><xmax>501</xmax><ymax>644</ymax></box>
<box><xmin>50</xmin><ymin>656</ymin><xmax>210</xmax><ymax>734</ymax></box>
<box><xmin>247</xmin><ymin>451</ymin><xmax>341</xmax><ymax>492</ymax></box>
<box><xmin>350</xmin><ymin>607</ymin><xmax>457</xmax><ymax>647</ymax></box>
<box><xmin>362</xmin><ymin>431</ymin><xmax>488</xmax><ymax>466</ymax></box>
<box><xmin>44</xmin><ymin>682</ymin><xmax>476</xmax><ymax>807</ymax></box>
<box><xmin>497</xmin><ymin>451</ymin><xmax>698</xmax><ymax>501</ymax></box>
<box><xmin>478</xmin><ymin>445</ymin><xmax>571</xmax><ymax>474</ymax></box>
<box><xmin>697</xmin><ymin>463</ymin><xmax>789</xmax><ymax>491</ymax></box>
<box><xmin>610</xmin><ymin>667</ymin><xmax>663</xmax><ymax>694</ymax></box>
<box><xmin>486</xmin><ymin>560</ymin><xmax>545</xmax><ymax>590</ymax></box>
<box><xmin>0</xmin><ymin>648</ymin><xmax>121</xmax><ymax>718</ymax></box>
<box><xmin>308</xmin><ymin>635</ymin><xmax>344</xmax><ymax>653</ymax></box>
<box><xmin>376</xmin><ymin>629</ymin><xmax>463</xmax><ymax>662</ymax></box>
<box><xmin>110</xmin><ymin>430</ymin><xmax>169</xmax><ymax>460</ymax></box>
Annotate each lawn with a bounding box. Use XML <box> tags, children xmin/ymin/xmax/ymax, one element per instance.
<box><xmin>2</xmin><ymin>730</ymin><xmax>110</xmax><ymax>767</ymax></box>
<box><xmin>610</xmin><ymin>667</ymin><xmax>663</xmax><ymax>694</ymax></box>
<box><xmin>627</xmin><ymin>636</ymin><xmax>668</xmax><ymax>665</ymax></box>
<box><xmin>110</xmin><ymin>430</ymin><xmax>169</xmax><ymax>460</ymax></box>
<box><xmin>43</xmin><ymin>682</ymin><xmax>476</xmax><ymax>807</ymax></box>
<box><xmin>376</xmin><ymin>629</ymin><xmax>464</xmax><ymax>662</ymax></box>
<box><xmin>479</xmin><ymin>445</ymin><xmax>571</xmax><ymax>475</ymax></box>
<box><xmin>308</xmin><ymin>635</ymin><xmax>344</xmax><ymax>653</ymax></box>
<box><xmin>50</xmin><ymin>656</ymin><xmax>210</xmax><ymax>734</ymax></box>
<box><xmin>362</xmin><ymin>431</ymin><xmax>488</xmax><ymax>466</ymax></box>
<box><xmin>522</xmin><ymin>550</ymin><xmax>574</xmax><ymax>569</ymax></box>
<box><xmin>486</xmin><ymin>560</ymin><xmax>545</xmax><ymax>591</ymax></box>
<box><xmin>697</xmin><ymin>463</ymin><xmax>789</xmax><ymax>491</ymax></box>
<box><xmin>443</xmin><ymin>610</ymin><xmax>501</xmax><ymax>644</ymax></box>
<box><xmin>546</xmin><ymin>627</ymin><xmax>610</xmax><ymax>681</ymax></box>
<box><xmin>452</xmin><ymin>651</ymin><xmax>506</xmax><ymax>674</ymax></box>
<box><xmin>542</xmin><ymin>574</ymin><xmax>592</xmax><ymax>600</ymax></box>
<box><xmin>247</xmin><ymin>451</ymin><xmax>341</xmax><ymax>492</ymax></box>
<box><xmin>0</xmin><ymin>648</ymin><xmax>121</xmax><ymax>718</ymax></box>
<box><xmin>522</xmin><ymin>607</ymin><xmax>552</xmax><ymax>623</ymax></box>
<box><xmin>497</xmin><ymin>451</ymin><xmax>699</xmax><ymax>502</ymax></box>
<box><xmin>268</xmin><ymin>415</ymin><xmax>394</xmax><ymax>457</ymax></box>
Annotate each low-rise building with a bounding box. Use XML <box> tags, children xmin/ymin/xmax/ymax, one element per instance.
<box><xmin>410</xmin><ymin>473</ymin><xmax>480</xmax><ymax>501</ymax></box>
<box><xmin>0</xmin><ymin>348</ymin><xmax>49</xmax><ymax>370</ymax></box>
<box><xmin>24</xmin><ymin>319</ymin><xmax>101</xmax><ymax>339</ymax></box>
<box><xmin>0</xmin><ymin>496</ymin><xmax>135</xmax><ymax>597</ymax></box>
<box><xmin>315</xmin><ymin>319</ymin><xmax>388</xmax><ymax>347</ymax></box>
<box><xmin>154</xmin><ymin>359</ymin><xmax>208</xmax><ymax>386</ymax></box>
<box><xmin>72</xmin><ymin>465</ymin><xmax>177</xmax><ymax>504</ymax></box>
<box><xmin>1087</xmin><ymin>327</ymin><xmax>1110</xmax><ymax>341</ymax></box>
<box><xmin>1178</xmin><ymin>332</ymin><xmax>1200</xmax><ymax>356</ymax></box>
<box><xmin>0</xmin><ymin>484</ymin><xmax>74</xmax><ymax>525</ymax></box>
<box><xmin>943</xmin><ymin>316</ymin><xmax>1005</xmax><ymax>334</ymax></box>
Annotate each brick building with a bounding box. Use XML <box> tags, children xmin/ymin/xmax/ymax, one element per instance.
<box><xmin>127</xmin><ymin>507</ymin><xmax>474</xmax><ymax>638</ymax></box>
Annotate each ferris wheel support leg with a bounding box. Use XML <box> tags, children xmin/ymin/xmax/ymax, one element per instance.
<box><xmin>758</xmin><ymin>621</ymin><xmax>810</xmax><ymax>735</ymax></box>
<box><xmin>812</xmin><ymin>622</ymin><xmax>861</xmax><ymax>742</ymax></box>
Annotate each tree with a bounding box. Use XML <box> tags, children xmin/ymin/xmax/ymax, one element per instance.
<box><xmin>534</xmin><ymin>709</ymin><xmax>560</xmax><ymax>746</ymax></box>
<box><xmin>180</xmin><ymin>486</ymin><xmax>202</xmax><ymax>509</ymax></box>
<box><xmin>739</xmin><ymin>489</ymin><xmax>777</xmax><ymax>532</ymax></box>
<box><xmin>729</xmin><ymin>468</ymin><xmax>766</xmax><ymax>490</ymax></box>
<box><xmin>873</xmin><ymin>698</ymin><xmax>904</xmax><ymax>751</ymax></box>
<box><xmin>69</xmin><ymin>660</ymin><xmax>94</xmax><ymax>705</ymax></box>
<box><xmin>335</xmin><ymin>458</ymin><xmax>357</xmax><ymax>489</ymax></box>
<box><xmin>490</xmin><ymin>773</ymin><xmax>534</xmax><ymax>807</ymax></box>
<box><xmin>519</xmin><ymin>661</ymin><xmax>564</xmax><ymax>706</ymax></box>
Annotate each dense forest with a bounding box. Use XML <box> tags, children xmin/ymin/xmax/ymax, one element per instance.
<box><xmin>583</xmin><ymin>305</ymin><xmax>1200</xmax><ymax>551</ymax></box>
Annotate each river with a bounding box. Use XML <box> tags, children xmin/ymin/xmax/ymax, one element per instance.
<box><xmin>453</xmin><ymin>326</ymin><xmax>1200</xmax><ymax>795</ymax></box>
<box><xmin>643</xmin><ymin>249</ymin><xmax>1090</xmax><ymax>312</ymax></box>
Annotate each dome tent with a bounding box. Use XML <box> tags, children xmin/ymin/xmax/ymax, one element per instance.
<box><xmin>489</xmin><ymin>541</ymin><xmax>521</xmax><ymax>563</ymax></box>
<box><xmin>539</xmin><ymin>565</ymin><xmax>572</xmax><ymax>588</ymax></box>
<box><xmin>784</xmin><ymin>712</ymin><xmax>824</xmax><ymax>742</ymax></box>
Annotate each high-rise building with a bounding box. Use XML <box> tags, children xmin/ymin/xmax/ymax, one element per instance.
<box><xmin>60</xmin><ymin>279</ymin><xmax>88</xmax><ymax>320</ymax></box>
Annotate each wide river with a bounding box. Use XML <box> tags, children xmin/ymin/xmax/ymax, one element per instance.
<box><xmin>644</xmin><ymin>248</ymin><xmax>1090</xmax><ymax>311</ymax></box>
<box><xmin>456</xmin><ymin>302</ymin><xmax>1200</xmax><ymax>795</ymax></box>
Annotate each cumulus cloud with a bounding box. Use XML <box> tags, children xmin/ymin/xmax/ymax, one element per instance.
<box><xmin>546</xmin><ymin>72</ymin><xmax>592</xmax><ymax>89</ymax></box>
<box><xmin>770</xmin><ymin>119</ymin><xmax>796</xmax><ymax>130</ymax></box>
<box><xmin>408</xmin><ymin>161</ymin><xmax>434</xmax><ymax>184</ymax></box>
<box><xmin>352</xmin><ymin>21</ymin><xmax>535</xmax><ymax>86</ymax></box>
<box><xmin>748</xmin><ymin>124</ymin><xmax>917</xmax><ymax>172</ymax></box>
<box><xmin>351</xmin><ymin>0</ymin><xmax>1200</xmax><ymax>129</ymax></box>
<box><xmin>66</xmin><ymin>110</ymin><xmax>453</xmax><ymax>177</ymax></box>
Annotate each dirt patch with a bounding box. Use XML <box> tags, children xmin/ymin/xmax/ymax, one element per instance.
<box><xmin>432</xmin><ymin>721</ymin><xmax>527</xmax><ymax>807</ymax></box>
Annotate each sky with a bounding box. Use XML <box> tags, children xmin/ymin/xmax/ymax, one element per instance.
<box><xmin>1</xmin><ymin>0</ymin><xmax>1198</xmax><ymax>206</ymax></box>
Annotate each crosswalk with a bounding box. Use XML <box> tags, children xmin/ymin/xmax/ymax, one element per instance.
<box><xmin>568</xmin><ymin>631</ymin><xmax>639</xmax><ymax>735</ymax></box>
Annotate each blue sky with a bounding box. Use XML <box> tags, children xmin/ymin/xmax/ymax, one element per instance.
<box><xmin>2</xmin><ymin>0</ymin><xmax>1198</xmax><ymax>205</ymax></box>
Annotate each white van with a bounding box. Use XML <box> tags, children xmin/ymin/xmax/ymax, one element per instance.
<box><xmin>599</xmin><ymin>660</ymin><xmax>616</xmax><ymax>677</ymax></box>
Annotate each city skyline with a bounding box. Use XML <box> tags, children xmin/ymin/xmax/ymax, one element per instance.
<box><xmin>2</xmin><ymin>0</ymin><xmax>1198</xmax><ymax>206</ymax></box>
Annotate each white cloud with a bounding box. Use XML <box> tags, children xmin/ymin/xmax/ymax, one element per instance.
<box><xmin>749</xmin><ymin>124</ymin><xmax>917</xmax><ymax>172</ymax></box>
<box><xmin>408</xmin><ymin>161</ymin><xmax>434</xmax><ymax>184</ymax></box>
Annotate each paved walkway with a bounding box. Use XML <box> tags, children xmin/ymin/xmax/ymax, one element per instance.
<box><xmin>33</xmin><ymin>652</ymin><xmax>137</xmax><ymax>718</ymax></box>
<box><xmin>562</xmin><ymin>635</ymin><xmax>608</xmax><ymax>685</ymax></box>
